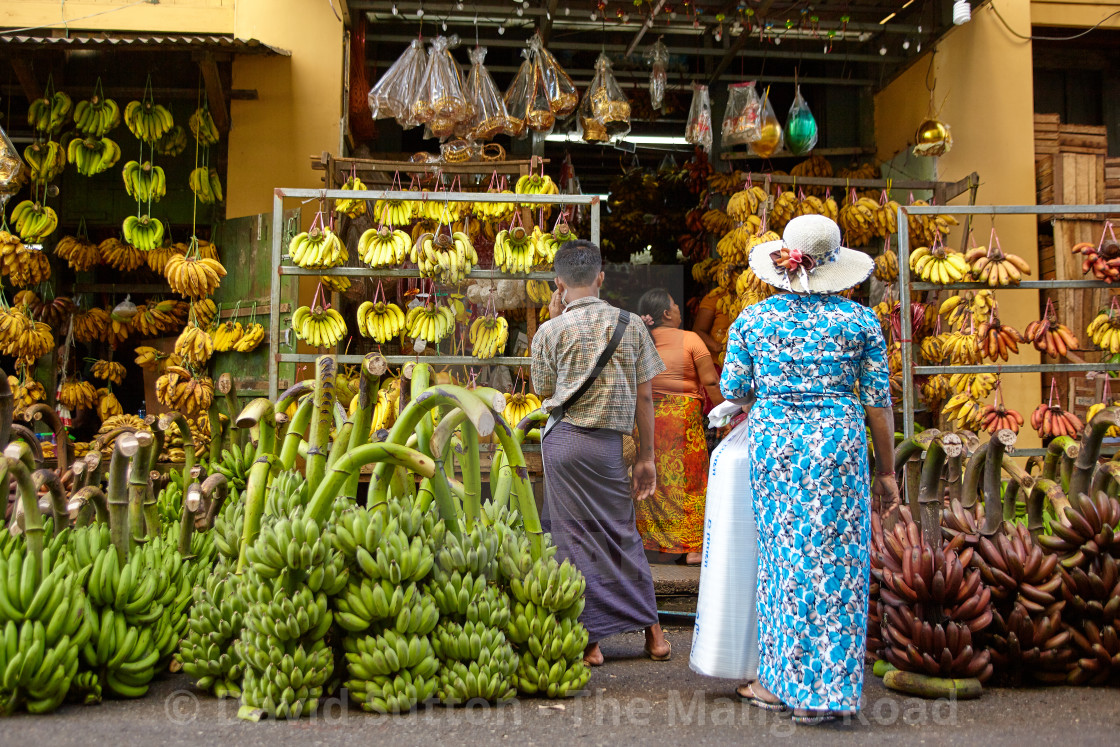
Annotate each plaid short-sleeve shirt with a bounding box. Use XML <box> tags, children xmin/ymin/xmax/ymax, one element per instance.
<box><xmin>531</xmin><ymin>297</ymin><xmax>666</xmax><ymax>433</ymax></box>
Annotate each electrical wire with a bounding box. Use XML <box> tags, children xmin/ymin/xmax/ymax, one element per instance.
<box><xmin>1</xmin><ymin>0</ymin><xmax>153</xmax><ymax>36</ymax></box>
<box><xmin>988</xmin><ymin>1</ymin><xmax>1120</xmax><ymax>42</ymax></box>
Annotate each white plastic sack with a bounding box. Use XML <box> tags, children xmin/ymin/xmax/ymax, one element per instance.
<box><xmin>689</xmin><ymin>420</ymin><xmax>759</xmax><ymax>680</ymax></box>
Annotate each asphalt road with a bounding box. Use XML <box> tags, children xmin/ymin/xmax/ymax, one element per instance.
<box><xmin>4</xmin><ymin>626</ymin><xmax>1119</xmax><ymax>746</ymax></box>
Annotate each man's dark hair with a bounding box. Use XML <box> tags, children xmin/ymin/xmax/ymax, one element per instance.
<box><xmin>638</xmin><ymin>288</ymin><xmax>674</xmax><ymax>328</ymax></box>
<box><xmin>553</xmin><ymin>239</ymin><xmax>602</xmax><ymax>287</ymax></box>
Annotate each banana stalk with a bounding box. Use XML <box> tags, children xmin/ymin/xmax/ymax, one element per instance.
<box><xmin>342</xmin><ymin>356</ymin><xmax>378</xmax><ymax>500</ymax></box>
<box><xmin>981</xmin><ymin>430</ymin><xmax>1015</xmax><ymax>537</ymax></box>
<box><xmin>999</xmin><ymin>456</ymin><xmax>1036</xmax><ymax>524</ymax></box>
<box><xmin>305</xmin><ymin>357</ymin><xmax>336</xmax><ymax>491</ymax></box>
<box><xmin>158</xmin><ymin>412</ymin><xmax>196</xmax><ymax>487</ymax></box>
<box><xmin>144</xmin><ymin>416</ymin><xmax>165</xmax><ymax>474</ymax></box>
<box><xmin>917</xmin><ymin>436</ymin><xmax>949</xmax><ymax>548</ymax></box>
<box><xmin>23</xmin><ymin>403</ymin><xmax>70</xmax><ymax>476</ymax></box>
<box><xmin>237</xmin><ymin>398</ymin><xmax>277</xmax><ymax>457</ymax></box>
<box><xmin>31</xmin><ymin>469</ymin><xmax>67</xmax><ymax>534</ymax></box>
<box><xmin>0</xmin><ymin>370</ymin><xmax>12</xmax><ymax>449</ymax></box>
<box><xmin>1089</xmin><ymin>460</ymin><xmax>1120</xmax><ymax>497</ymax></box>
<box><xmin>128</xmin><ymin>432</ymin><xmax>156</xmax><ymax>549</ymax></box>
<box><xmin>218</xmin><ymin>373</ymin><xmax>246</xmax><ymax>449</ymax></box>
<box><xmin>459</xmin><ymin>421</ymin><xmax>482</xmax><ymax>527</ymax></box>
<box><xmin>485</xmin><ymin>404</ymin><xmax>543</xmax><ymax>559</ymax></box>
<box><xmin>1070</xmin><ymin>405</ymin><xmax>1120</xmax><ymax>500</ymax></box>
<box><xmin>1026</xmin><ymin>477</ymin><xmax>1066</xmax><ymax>538</ymax></box>
<box><xmin>4</xmin><ymin>456</ymin><xmax>43</xmax><ymax>571</ymax></box>
<box><xmin>961</xmin><ymin>442</ymin><xmax>988</xmax><ymax>509</ymax></box>
<box><xmin>408</xmin><ymin>363</ymin><xmax>434</xmax><ymax>456</ymax></box>
<box><xmin>179</xmin><ymin>473</ymin><xmax>230</xmax><ymax>555</ymax></box>
<box><xmin>1042</xmin><ymin>436</ymin><xmax>1078</xmax><ymax>484</ymax></box>
<box><xmin>208</xmin><ymin>399</ymin><xmax>224</xmax><ymax>464</ymax></box>
<box><xmin>69</xmin><ymin>485</ymin><xmax>109</xmax><ymax>526</ymax></box>
<box><xmin>201</xmin><ymin>473</ymin><xmax>230</xmax><ymax>526</ymax></box>
<box><xmin>306</xmin><ymin>443</ymin><xmax>438</xmax><ymax>523</ymax></box>
<box><xmin>8</xmin><ymin>431</ymin><xmax>40</xmax><ymax>470</ymax></box>
<box><xmin>490</xmin><ymin>449</ymin><xmax>513</xmax><ymax>509</ymax></box>
<box><xmin>143</xmin><ymin>469</ymin><xmax>162</xmax><ymax>540</ymax></box>
<box><xmin>278</xmin><ymin>397</ymin><xmax>314</xmax><ymax>472</ymax></box>
<box><xmin>234</xmin><ymin>398</ymin><xmax>278</xmax><ymax>572</ymax></box>
<box><xmin>326</xmin><ymin>421</ymin><xmax>354</xmax><ymax>471</ymax></box>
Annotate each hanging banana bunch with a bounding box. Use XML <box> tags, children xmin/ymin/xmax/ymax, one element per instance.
<box><xmin>69</xmin><ymin>136</ymin><xmax>121</xmax><ymax>177</ymax></box>
<box><xmin>23</xmin><ymin>141</ymin><xmax>66</xmax><ymax>186</ymax></box>
<box><xmin>189</xmin><ymin>167</ymin><xmax>224</xmax><ymax>205</ymax></box>
<box><xmin>154</xmin><ymin>125</ymin><xmax>188</xmax><ymax>157</ymax></box>
<box><xmin>189</xmin><ymin>106</ymin><xmax>221</xmax><ymax>147</ymax></box>
<box><xmin>9</xmin><ymin>201</ymin><xmax>59</xmax><ymax>242</ymax></box>
<box><xmin>124</xmin><ymin>92</ymin><xmax>174</xmax><ymax>143</ymax></box>
<box><xmin>122</xmin><ymin>161</ymin><xmax>167</xmax><ymax>203</ymax></box>
<box><xmin>357</xmin><ymin>226</ymin><xmax>411</xmax><ymax>268</ymax></box>
<box><xmin>334</xmin><ymin>175</ymin><xmax>367</xmax><ymax>218</ymax></box>
<box><xmin>73</xmin><ymin>82</ymin><xmax>121</xmax><ymax>137</ymax></box>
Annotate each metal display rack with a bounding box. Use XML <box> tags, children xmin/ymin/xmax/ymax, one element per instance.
<box><xmin>268</xmin><ymin>187</ymin><xmax>602</xmax><ymax>398</ymax></box>
<box><xmin>897</xmin><ymin>203</ymin><xmax>1120</xmax><ymax>456</ymax></box>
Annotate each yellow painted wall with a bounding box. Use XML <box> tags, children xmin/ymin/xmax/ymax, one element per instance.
<box><xmin>1</xmin><ymin>0</ymin><xmax>234</xmax><ymax>34</ymax></box>
<box><xmin>876</xmin><ymin>3</ymin><xmax>1042</xmax><ymax>445</ymax></box>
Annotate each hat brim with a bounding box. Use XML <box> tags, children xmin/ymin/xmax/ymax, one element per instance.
<box><xmin>748</xmin><ymin>239</ymin><xmax>875</xmax><ymax>295</ymax></box>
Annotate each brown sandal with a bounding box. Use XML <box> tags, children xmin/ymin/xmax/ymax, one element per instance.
<box><xmin>644</xmin><ymin>640</ymin><xmax>672</xmax><ymax>661</ymax></box>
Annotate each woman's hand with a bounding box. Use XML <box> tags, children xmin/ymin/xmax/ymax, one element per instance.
<box><xmin>632</xmin><ymin>459</ymin><xmax>657</xmax><ymax>502</ymax></box>
<box><xmin>871</xmin><ymin>473</ymin><xmax>901</xmax><ymax>513</ymax></box>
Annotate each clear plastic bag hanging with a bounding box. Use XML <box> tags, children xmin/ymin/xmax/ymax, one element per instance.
<box><xmin>686</xmin><ymin>84</ymin><xmax>713</xmax><ymax>152</ymax></box>
<box><xmin>749</xmin><ymin>86</ymin><xmax>784</xmax><ymax>158</ymax></box>
<box><xmin>412</xmin><ymin>35</ymin><xmax>469</xmax><ymax>139</ymax></box>
<box><xmin>503</xmin><ymin>54</ymin><xmax>533</xmax><ymax>138</ymax></box>
<box><xmin>785</xmin><ymin>85</ymin><xmax>818</xmax><ymax>156</ymax></box>
<box><xmin>579</xmin><ymin>53</ymin><xmax>631</xmax><ymax>143</ymax></box>
<box><xmin>504</xmin><ymin>47</ymin><xmax>555</xmax><ymax>137</ymax></box>
<box><xmin>464</xmin><ymin>46</ymin><xmax>514</xmax><ymax>141</ymax></box>
<box><xmin>537</xmin><ymin>40</ymin><xmax>579</xmax><ymax>117</ymax></box>
<box><xmin>368</xmin><ymin>38</ymin><xmax>428</xmax><ymax>128</ymax></box>
<box><xmin>0</xmin><ymin>122</ymin><xmax>25</xmax><ymax>203</ymax></box>
<box><xmin>721</xmin><ymin>81</ymin><xmax>761</xmax><ymax>148</ymax></box>
<box><xmin>646</xmin><ymin>38</ymin><xmax>669</xmax><ymax>112</ymax></box>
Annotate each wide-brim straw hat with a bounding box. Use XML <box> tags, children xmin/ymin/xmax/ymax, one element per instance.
<box><xmin>748</xmin><ymin>214</ymin><xmax>874</xmax><ymax>294</ymax></box>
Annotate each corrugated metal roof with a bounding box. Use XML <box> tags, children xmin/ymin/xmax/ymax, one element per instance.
<box><xmin>0</xmin><ymin>33</ymin><xmax>289</xmax><ymax>56</ymax></box>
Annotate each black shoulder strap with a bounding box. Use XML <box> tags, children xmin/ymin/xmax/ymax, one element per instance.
<box><xmin>559</xmin><ymin>309</ymin><xmax>631</xmax><ymax>415</ymax></box>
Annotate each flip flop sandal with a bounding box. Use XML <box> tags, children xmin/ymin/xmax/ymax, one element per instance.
<box><xmin>736</xmin><ymin>684</ymin><xmax>788</xmax><ymax>712</ymax></box>
<box><xmin>582</xmin><ymin>655</ymin><xmax>604</xmax><ymax>667</ymax></box>
<box><xmin>791</xmin><ymin>712</ymin><xmax>838</xmax><ymax>726</ymax></box>
<box><xmin>644</xmin><ymin>640</ymin><xmax>672</xmax><ymax>661</ymax></box>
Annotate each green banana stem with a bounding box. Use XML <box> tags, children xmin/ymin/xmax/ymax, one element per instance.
<box><xmin>208</xmin><ymin>399</ymin><xmax>225</xmax><ymax>464</ymax></box>
<box><xmin>180</xmin><ymin>481</ymin><xmax>202</xmax><ymax>557</ymax></box>
<box><xmin>1003</xmin><ymin>477</ymin><xmax>1020</xmax><ymax>521</ymax></box>
<box><xmin>237</xmin><ymin>398</ymin><xmax>278</xmax><ymax>456</ymax></box>
<box><xmin>946</xmin><ymin>453</ymin><xmax>963</xmax><ymax>506</ymax></box>
<box><xmin>1090</xmin><ymin>460</ymin><xmax>1120</xmax><ymax>497</ymax></box>
<box><xmin>307</xmin><ymin>443</ymin><xmax>438</xmax><ymax>524</ymax></box>
<box><xmin>0</xmin><ymin>369</ymin><xmax>12</xmax><ymax>450</ymax></box>
<box><xmin>459</xmin><ymin>421</ymin><xmax>482</xmax><ymax>527</ymax></box>
<box><xmin>961</xmin><ymin>442</ymin><xmax>989</xmax><ymax>509</ymax></box>
<box><xmin>515</xmin><ymin>409</ymin><xmax>548</xmax><ymax>440</ymax></box>
<box><xmin>1070</xmin><ymin>406</ymin><xmax>1120</xmax><ymax>501</ymax></box>
<box><xmin>981</xmin><ymin>431</ymin><xmax>1014</xmax><ymax>537</ymax></box>
<box><xmin>202</xmin><ymin>473</ymin><xmax>231</xmax><ymax>528</ymax></box>
<box><xmin>106</xmin><ymin>443</ymin><xmax>132</xmax><ymax>563</ymax></box>
<box><xmin>274</xmin><ymin>380</ymin><xmax>313</xmax><ymax>418</ymax></box>
<box><xmin>23</xmin><ymin>403</ymin><xmax>70</xmax><ymax>475</ymax></box>
<box><xmin>1043</xmin><ymin>436</ymin><xmax>1078</xmax><ymax>482</ymax></box>
<box><xmin>409</xmin><ymin>363</ymin><xmax>434</xmax><ymax>456</ymax></box>
<box><xmin>1027</xmin><ymin>477</ymin><xmax>1067</xmax><ymax>539</ymax></box>
<box><xmin>305</xmin><ymin>356</ymin><xmax>337</xmax><ymax>492</ymax></box>
<box><xmin>144</xmin><ymin>417</ymin><xmax>165</xmax><ymax>474</ymax></box>
<box><xmin>82</xmin><ymin>452</ymin><xmax>104</xmax><ymax>493</ymax></box>
<box><xmin>893</xmin><ymin>430</ymin><xmax>940</xmax><ymax>475</ymax></box>
<box><xmin>486</xmin><ymin>405</ymin><xmax>542</xmax><ymax>559</ymax></box>
<box><xmin>279</xmin><ymin>397</ymin><xmax>315</xmax><ymax>472</ymax></box>
<box><xmin>129</xmin><ymin>433</ymin><xmax>156</xmax><ymax>549</ymax></box>
<box><xmin>31</xmin><ymin>469</ymin><xmax>66</xmax><ymax>536</ymax></box>
<box><xmin>236</xmin><ymin>453</ymin><xmax>278</xmax><ymax>573</ymax></box>
<box><xmin>415</xmin><ymin>478</ymin><xmax>435</xmax><ymax>512</ymax></box>
<box><xmin>69</xmin><ymin>486</ymin><xmax>108</xmax><ymax>527</ymax></box>
<box><xmin>342</xmin><ymin>356</ymin><xmax>378</xmax><ymax>500</ymax></box>
<box><xmin>6</xmin><ymin>435</ymin><xmax>39</xmax><ymax>472</ymax></box>
<box><xmin>916</xmin><ymin>437</ymin><xmax>948</xmax><ymax>548</ymax></box>
<box><xmin>158</xmin><ymin>412</ymin><xmax>196</xmax><ymax>488</ymax></box>
<box><xmin>491</xmin><ymin>448</ymin><xmax>513</xmax><ymax>509</ymax></box>
<box><xmin>389</xmin><ymin>465</ymin><xmax>413</xmax><ymax>504</ymax></box>
<box><xmin>327</xmin><ymin>422</ymin><xmax>354</xmax><ymax>472</ymax></box>
<box><xmin>219</xmin><ymin>373</ymin><xmax>247</xmax><ymax>449</ymax></box>
<box><xmin>5</xmin><ymin>457</ymin><xmax>43</xmax><ymax>575</ymax></box>
<box><xmin>142</xmin><ymin>470</ymin><xmax>161</xmax><ymax>541</ymax></box>
<box><xmin>430</xmin><ymin>408</ymin><xmax>468</xmax><ymax>459</ymax></box>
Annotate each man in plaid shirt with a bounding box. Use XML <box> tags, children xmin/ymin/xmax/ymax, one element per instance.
<box><xmin>532</xmin><ymin>240</ymin><xmax>672</xmax><ymax>668</ymax></box>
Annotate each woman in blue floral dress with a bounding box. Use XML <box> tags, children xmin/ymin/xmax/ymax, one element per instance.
<box><xmin>720</xmin><ymin>215</ymin><xmax>900</xmax><ymax>724</ymax></box>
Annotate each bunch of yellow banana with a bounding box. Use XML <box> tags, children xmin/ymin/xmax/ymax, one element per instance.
<box><xmin>0</xmin><ymin>238</ymin><xmax>51</xmax><ymax>288</ymax></box>
<box><xmin>768</xmin><ymin>191</ymin><xmax>799</xmax><ymax>233</ymax></box>
<box><xmin>734</xmin><ymin>267</ymin><xmax>775</xmax><ymax>305</ymax></box>
<box><xmin>526</xmin><ymin>279</ymin><xmax>552</xmax><ymax>305</ymax></box>
<box><xmin>57</xmin><ymin>377</ymin><xmax>97</xmax><ymax>410</ymax></box>
<box><xmin>502</xmin><ymin>392</ymin><xmax>543</xmax><ymax>427</ymax></box>
<box><xmin>213</xmin><ymin>321</ymin><xmax>244</xmax><ymax>352</ymax></box>
<box><xmin>920</xmin><ymin>374</ymin><xmax>952</xmax><ymax>407</ymax></box>
<box><xmin>494</xmin><ymin>227</ymin><xmax>535</xmax><ymax>274</ymax></box>
<box><xmin>514</xmin><ymin>173</ymin><xmax>560</xmax><ymax>208</ymax></box>
<box><xmin>289</xmin><ymin>227</ymin><xmax>346</xmax><ymax>269</ymax></box>
<box><xmin>357</xmin><ymin>226</ymin><xmax>411</xmax><ymax>268</ymax></box>
<box><xmin>533</xmin><ymin>222</ymin><xmax>579</xmax><ymax>266</ymax></box>
<box><xmin>90</xmin><ymin>359</ymin><xmax>127</xmax><ymax>385</ymax></box>
<box><xmin>872</xmin><ymin>248</ymin><xmax>898</xmax><ymax>283</ymax></box>
<box><xmin>99</xmin><ymin>237</ymin><xmax>146</xmax><ymax>272</ymax></box>
<box><xmin>122</xmin><ymin>160</ymin><xmax>166</xmax><ymax>202</ymax></box>
<box><xmin>412</xmin><ymin>231</ymin><xmax>478</xmax><ymax>283</ymax></box>
<box><xmin>314</xmin><ymin>275</ymin><xmax>348</xmax><ymax>296</ymax></box>
<box><xmin>700</xmin><ymin>209</ymin><xmax>734</xmax><ymax>235</ymax></box>
<box><xmin>473</xmin><ymin>190</ymin><xmax>517</xmax><ymax>222</ymax></box>
<box><xmin>73</xmin><ymin>92</ymin><xmax>120</xmax><ymax>137</ymax></box>
<box><xmin>356</xmin><ymin>300</ymin><xmax>406</xmax><ymax>343</ymax></box>
<box><xmin>0</xmin><ymin>307</ymin><xmax>52</xmax><ymax>360</ymax></box>
<box><xmin>714</xmin><ymin>222</ymin><xmax>756</xmax><ymax>263</ymax></box>
<box><xmin>417</xmin><ymin>200</ymin><xmax>464</xmax><ymax>224</ymax></box>
<box><xmin>122</xmin><ymin>215</ymin><xmax>165</xmax><ymax>251</ymax></box>
<box><xmin>332</xmin><ymin>176</ymin><xmax>368</xmax><ymax>218</ymax></box>
<box><xmin>192</xmin><ymin>298</ymin><xmax>218</xmax><ymax>328</ymax></box>
<box><xmin>373</xmin><ymin>197</ymin><xmax>417</xmax><ymax>226</ymax></box>
<box><xmin>1088</xmin><ymin>311</ymin><xmax>1120</xmax><ymax>354</ymax></box>
<box><xmin>9</xmin><ymin>373</ymin><xmax>46</xmax><ymax>414</ymax></box>
<box><xmin>27</xmin><ymin>90</ymin><xmax>72</xmax><ymax>134</ymax></box>
<box><xmin>707</xmin><ymin>170</ymin><xmax>748</xmax><ymax>195</ymax></box>
<box><xmin>948</xmin><ymin>372</ymin><xmax>998</xmax><ymax>399</ymax></box>
<box><xmin>941</xmin><ymin>331</ymin><xmax>982</xmax><ymax>364</ymax></box>
<box><xmin>919</xmin><ymin>334</ymin><xmax>946</xmax><ymax>364</ymax></box>
<box><xmin>1085</xmin><ymin>401</ymin><xmax>1120</xmax><ymax>438</ymax></box>
<box><xmin>72</xmin><ymin>307</ymin><xmax>110</xmax><ymax>343</ymax></box>
<box><xmin>727</xmin><ymin>185</ymin><xmax>769</xmax><ymax>221</ymax></box>
<box><xmin>909</xmin><ymin>245</ymin><xmax>970</xmax><ymax>284</ymax></box>
<box><xmin>124</xmin><ymin>98</ymin><xmax>173</xmax><ymax>142</ymax></box>
<box><xmin>691</xmin><ymin>257</ymin><xmax>718</xmax><ymax>284</ymax></box>
<box><xmin>22</xmin><ymin>141</ymin><xmax>66</xmax><ymax>185</ymax></box>
<box><xmin>69</xmin><ymin>136</ymin><xmax>121</xmax><ymax>177</ymax></box>
<box><xmin>292</xmin><ymin>305</ymin><xmax>347</xmax><ymax>348</ymax></box>
<box><xmin>794</xmin><ymin>194</ymin><xmax>840</xmax><ymax>222</ymax></box>
<box><xmin>132</xmin><ymin>299</ymin><xmax>188</xmax><ymax>336</ymax></box>
<box><xmin>838</xmin><ymin>196</ymin><xmax>879</xmax><ymax>247</ymax></box>
<box><xmin>9</xmin><ymin>201</ymin><xmax>59</xmax><ymax>242</ymax></box>
<box><xmin>963</xmin><ymin>243</ymin><xmax>1032</xmax><ymax>286</ymax></box>
<box><xmin>54</xmin><ymin>235</ymin><xmax>101</xmax><ymax>271</ymax></box>
<box><xmin>154</xmin><ymin>125</ymin><xmax>188</xmax><ymax>157</ymax></box>
<box><xmin>165</xmin><ymin>253</ymin><xmax>227</xmax><ymax>298</ymax></box>
<box><xmin>95</xmin><ymin>387</ymin><xmax>123</xmax><ymax>421</ymax></box>
<box><xmin>875</xmin><ymin>199</ymin><xmax>901</xmax><ymax>238</ymax></box>
<box><xmin>105</xmin><ymin>310</ymin><xmax>132</xmax><ymax>349</ymax></box>
<box><xmin>404</xmin><ymin>303</ymin><xmax>455</xmax><ymax>344</ymax></box>
<box><xmin>906</xmin><ymin>201</ymin><xmax>958</xmax><ymax>247</ymax></box>
<box><xmin>175</xmin><ymin>323</ymin><xmax>215</xmax><ymax>366</ymax></box>
<box><xmin>234</xmin><ymin>322</ymin><xmax>265</xmax><ymax>352</ymax></box>
<box><xmin>189</xmin><ymin>167</ymin><xmax>223</xmax><ymax>204</ymax></box>
<box><xmin>942</xmin><ymin>392</ymin><xmax>986</xmax><ymax>430</ymax></box>
<box><xmin>470</xmin><ymin>315</ymin><xmax>509</xmax><ymax>359</ymax></box>
<box><xmin>155</xmin><ymin>366</ymin><xmax>214</xmax><ymax>415</ymax></box>
<box><xmin>134</xmin><ymin>346</ymin><xmax>170</xmax><ymax>371</ymax></box>
<box><xmin>189</xmin><ymin>106</ymin><xmax>220</xmax><ymax>146</ymax></box>
<box><xmin>145</xmin><ymin>243</ymin><xmax>182</xmax><ymax>274</ymax></box>
<box><xmin>363</xmin><ymin>379</ymin><xmax>401</xmax><ymax>434</ymax></box>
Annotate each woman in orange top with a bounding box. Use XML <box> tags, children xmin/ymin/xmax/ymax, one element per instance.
<box><xmin>693</xmin><ymin>289</ymin><xmax>732</xmax><ymax>358</ymax></box>
<box><xmin>636</xmin><ymin>288</ymin><xmax>725</xmax><ymax>564</ymax></box>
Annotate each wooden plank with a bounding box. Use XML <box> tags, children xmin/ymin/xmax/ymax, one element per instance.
<box><xmin>10</xmin><ymin>59</ymin><xmax>41</xmax><ymax>102</ymax></box>
<box><xmin>198</xmin><ymin>54</ymin><xmax>231</xmax><ymax>133</ymax></box>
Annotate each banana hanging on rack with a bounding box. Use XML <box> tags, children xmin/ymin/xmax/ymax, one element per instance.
<box><xmin>410</xmin><ymin>230</ymin><xmax>478</xmax><ymax>284</ymax></box>
<box><xmin>357</xmin><ymin>227</ymin><xmax>412</xmax><ymax>268</ymax></box>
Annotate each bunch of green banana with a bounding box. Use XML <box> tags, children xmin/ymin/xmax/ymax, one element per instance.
<box><xmin>189</xmin><ymin>107</ymin><xmax>221</xmax><ymax>147</ymax></box>
<box><xmin>9</xmin><ymin>200</ymin><xmax>59</xmax><ymax>242</ymax></box>
<box><xmin>237</xmin><ymin>511</ymin><xmax>349</xmax><ymax>719</ymax></box>
<box><xmin>124</xmin><ymin>98</ymin><xmax>174</xmax><ymax>143</ymax></box>
<box><xmin>69</xmin><ymin>136</ymin><xmax>121</xmax><ymax>177</ymax></box>
<box><xmin>73</xmin><ymin>93</ymin><xmax>121</xmax><ymax>137</ymax></box>
<box><xmin>215</xmin><ymin>441</ymin><xmax>257</xmax><ymax>494</ymax></box>
<box><xmin>154</xmin><ymin>125</ymin><xmax>188</xmax><ymax>157</ymax></box>
<box><xmin>22</xmin><ymin>141</ymin><xmax>66</xmax><ymax>185</ymax></box>
<box><xmin>189</xmin><ymin>167</ymin><xmax>224</xmax><ymax>205</ymax></box>
<box><xmin>122</xmin><ymin>215</ymin><xmax>165</xmax><ymax>251</ymax></box>
<box><xmin>179</xmin><ymin>561</ymin><xmax>245</xmax><ymax>698</ymax></box>
<box><xmin>499</xmin><ymin>531</ymin><xmax>590</xmax><ymax>698</ymax></box>
<box><xmin>122</xmin><ymin>160</ymin><xmax>167</xmax><ymax>202</ymax></box>
<box><xmin>27</xmin><ymin>91</ymin><xmax>73</xmax><ymax>134</ymax></box>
